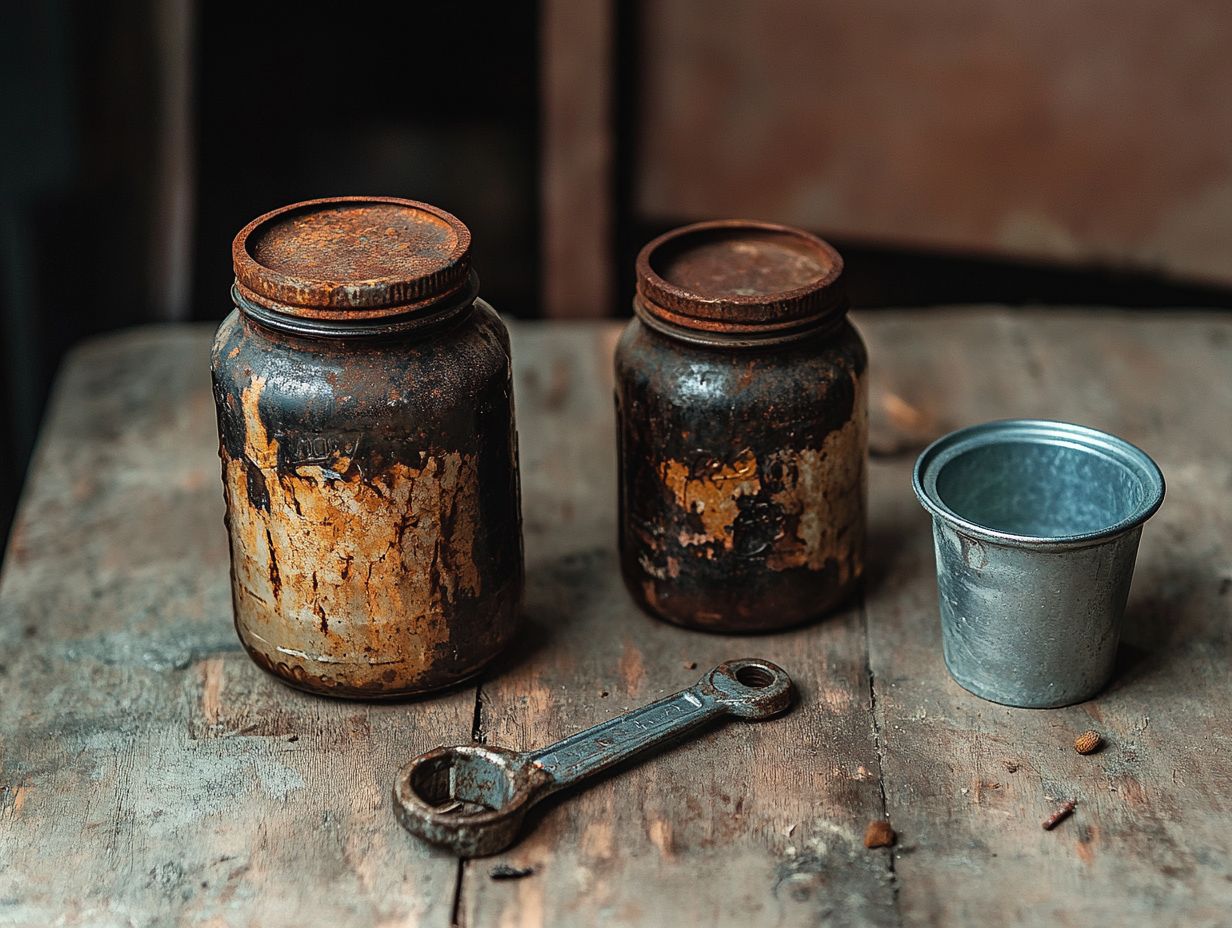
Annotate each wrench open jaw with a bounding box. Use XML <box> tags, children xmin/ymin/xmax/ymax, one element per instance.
<box><xmin>393</xmin><ymin>659</ymin><xmax>794</xmax><ymax>856</ymax></box>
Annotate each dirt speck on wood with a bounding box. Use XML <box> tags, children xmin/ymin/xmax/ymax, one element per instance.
<box><xmin>864</xmin><ymin>820</ymin><xmax>896</xmax><ymax>848</ymax></box>
<box><xmin>489</xmin><ymin>864</ymin><xmax>535</xmax><ymax>880</ymax></box>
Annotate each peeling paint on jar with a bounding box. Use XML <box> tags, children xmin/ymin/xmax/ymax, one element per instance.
<box><xmin>660</xmin><ymin>449</ymin><xmax>760</xmax><ymax>551</ymax></box>
<box><xmin>212</xmin><ymin>198</ymin><xmax>523</xmax><ymax>697</ymax></box>
<box><xmin>762</xmin><ymin>411</ymin><xmax>867</xmax><ymax>581</ymax></box>
<box><xmin>617</xmin><ymin>221</ymin><xmax>867</xmax><ymax>632</ymax></box>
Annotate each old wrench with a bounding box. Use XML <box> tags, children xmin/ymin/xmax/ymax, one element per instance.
<box><xmin>393</xmin><ymin>658</ymin><xmax>794</xmax><ymax>856</ymax></box>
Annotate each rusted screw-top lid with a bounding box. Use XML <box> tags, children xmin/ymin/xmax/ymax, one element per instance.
<box><xmin>635</xmin><ymin>220</ymin><xmax>846</xmax><ymax>343</ymax></box>
<box><xmin>232</xmin><ymin>196</ymin><xmax>473</xmax><ymax>322</ymax></box>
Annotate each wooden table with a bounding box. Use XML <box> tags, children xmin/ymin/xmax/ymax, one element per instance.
<box><xmin>2</xmin><ymin>310</ymin><xmax>1229</xmax><ymax>927</ymax></box>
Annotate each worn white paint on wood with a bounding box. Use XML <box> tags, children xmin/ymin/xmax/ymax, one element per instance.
<box><xmin>1</xmin><ymin>312</ymin><xmax>1229</xmax><ymax>926</ymax></box>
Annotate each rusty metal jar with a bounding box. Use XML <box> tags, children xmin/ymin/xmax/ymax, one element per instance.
<box><xmin>211</xmin><ymin>196</ymin><xmax>523</xmax><ymax>697</ymax></box>
<box><xmin>616</xmin><ymin>220</ymin><xmax>868</xmax><ymax>632</ymax></box>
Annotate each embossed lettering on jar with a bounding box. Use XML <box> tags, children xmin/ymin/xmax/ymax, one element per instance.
<box><xmin>212</xmin><ymin>197</ymin><xmax>524</xmax><ymax>697</ymax></box>
<box><xmin>616</xmin><ymin>220</ymin><xmax>868</xmax><ymax>631</ymax></box>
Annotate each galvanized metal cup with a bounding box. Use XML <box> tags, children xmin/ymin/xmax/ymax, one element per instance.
<box><xmin>913</xmin><ymin>419</ymin><xmax>1164</xmax><ymax>708</ymax></box>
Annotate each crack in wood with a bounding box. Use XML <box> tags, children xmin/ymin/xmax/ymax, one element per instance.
<box><xmin>451</xmin><ymin>680</ymin><xmax>486</xmax><ymax>926</ymax></box>
<box><xmin>864</xmin><ymin>596</ymin><xmax>903</xmax><ymax>927</ymax></box>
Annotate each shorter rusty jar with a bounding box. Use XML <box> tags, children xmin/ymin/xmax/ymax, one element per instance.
<box><xmin>616</xmin><ymin>220</ymin><xmax>868</xmax><ymax>632</ymax></box>
<box><xmin>212</xmin><ymin>196</ymin><xmax>523</xmax><ymax>697</ymax></box>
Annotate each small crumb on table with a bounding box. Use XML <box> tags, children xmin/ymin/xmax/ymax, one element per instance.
<box><xmin>1042</xmin><ymin>799</ymin><xmax>1077</xmax><ymax>831</ymax></box>
<box><xmin>864</xmin><ymin>820</ymin><xmax>896</xmax><ymax>848</ymax></box>
<box><xmin>1074</xmin><ymin>730</ymin><xmax>1104</xmax><ymax>755</ymax></box>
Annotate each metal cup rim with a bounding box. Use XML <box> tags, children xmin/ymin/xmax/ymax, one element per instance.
<box><xmin>913</xmin><ymin>418</ymin><xmax>1165</xmax><ymax>550</ymax></box>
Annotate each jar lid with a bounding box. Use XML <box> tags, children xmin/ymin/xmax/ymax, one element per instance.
<box><xmin>232</xmin><ymin>196</ymin><xmax>472</xmax><ymax>320</ymax></box>
<box><xmin>635</xmin><ymin>220</ymin><xmax>846</xmax><ymax>341</ymax></box>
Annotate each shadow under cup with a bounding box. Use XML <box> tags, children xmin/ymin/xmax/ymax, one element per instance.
<box><xmin>913</xmin><ymin>420</ymin><xmax>1165</xmax><ymax>708</ymax></box>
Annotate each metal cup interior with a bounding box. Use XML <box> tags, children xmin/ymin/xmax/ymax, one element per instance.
<box><xmin>914</xmin><ymin>419</ymin><xmax>1164</xmax><ymax>547</ymax></box>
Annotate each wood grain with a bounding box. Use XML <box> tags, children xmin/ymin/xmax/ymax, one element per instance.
<box><xmin>0</xmin><ymin>328</ymin><xmax>473</xmax><ymax>927</ymax></box>
<box><xmin>461</xmin><ymin>325</ymin><xmax>896</xmax><ymax>927</ymax></box>
<box><xmin>1</xmin><ymin>311</ymin><xmax>1230</xmax><ymax>926</ymax></box>
<box><xmin>862</xmin><ymin>309</ymin><xmax>1232</xmax><ymax>927</ymax></box>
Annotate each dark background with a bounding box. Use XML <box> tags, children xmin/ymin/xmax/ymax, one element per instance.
<box><xmin>3</xmin><ymin>0</ymin><xmax>1231</xmax><ymax>550</ymax></box>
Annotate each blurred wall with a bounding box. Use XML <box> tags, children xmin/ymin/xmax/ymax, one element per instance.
<box><xmin>3</xmin><ymin>0</ymin><xmax>1232</xmax><ymax>551</ymax></box>
<box><xmin>635</xmin><ymin>0</ymin><xmax>1232</xmax><ymax>285</ymax></box>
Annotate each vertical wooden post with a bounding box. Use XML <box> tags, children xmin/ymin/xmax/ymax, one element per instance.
<box><xmin>540</xmin><ymin>0</ymin><xmax>615</xmax><ymax>318</ymax></box>
<box><xmin>150</xmin><ymin>0</ymin><xmax>196</xmax><ymax>321</ymax></box>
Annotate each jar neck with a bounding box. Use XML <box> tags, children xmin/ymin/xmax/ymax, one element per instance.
<box><xmin>632</xmin><ymin>295</ymin><xmax>849</xmax><ymax>348</ymax></box>
<box><xmin>232</xmin><ymin>271</ymin><xmax>480</xmax><ymax>339</ymax></box>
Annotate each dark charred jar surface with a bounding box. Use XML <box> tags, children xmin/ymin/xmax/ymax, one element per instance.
<box><xmin>616</xmin><ymin>220</ymin><xmax>868</xmax><ymax>632</ymax></box>
<box><xmin>212</xmin><ymin>197</ymin><xmax>523</xmax><ymax>698</ymax></box>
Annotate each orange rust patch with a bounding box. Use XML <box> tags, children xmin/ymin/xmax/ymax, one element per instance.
<box><xmin>641</xmin><ymin>579</ymin><xmax>659</xmax><ymax>609</ymax></box>
<box><xmin>660</xmin><ymin>449</ymin><xmax>760</xmax><ymax>550</ymax></box>
<box><xmin>656</xmin><ymin>371</ymin><xmax>867</xmax><ymax>582</ymax></box>
<box><xmin>764</xmin><ymin>374</ymin><xmax>867</xmax><ymax>583</ymax></box>
<box><xmin>636</xmin><ymin>552</ymin><xmax>684</xmax><ymax>580</ymax></box>
<box><xmin>222</xmin><ymin>377</ymin><xmax>483</xmax><ymax>693</ymax></box>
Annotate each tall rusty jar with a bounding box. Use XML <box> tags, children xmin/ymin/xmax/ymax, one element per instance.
<box><xmin>616</xmin><ymin>220</ymin><xmax>867</xmax><ymax>632</ymax></box>
<box><xmin>211</xmin><ymin>196</ymin><xmax>523</xmax><ymax>697</ymax></box>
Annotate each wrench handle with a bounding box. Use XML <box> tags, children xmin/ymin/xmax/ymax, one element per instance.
<box><xmin>528</xmin><ymin>686</ymin><xmax>724</xmax><ymax>789</ymax></box>
<box><xmin>527</xmin><ymin>659</ymin><xmax>793</xmax><ymax>790</ymax></box>
<box><xmin>392</xmin><ymin>660</ymin><xmax>791</xmax><ymax>856</ymax></box>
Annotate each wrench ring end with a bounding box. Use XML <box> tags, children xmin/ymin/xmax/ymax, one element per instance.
<box><xmin>392</xmin><ymin>744</ymin><xmax>548</xmax><ymax>857</ymax></box>
<box><xmin>704</xmin><ymin>659</ymin><xmax>794</xmax><ymax>719</ymax></box>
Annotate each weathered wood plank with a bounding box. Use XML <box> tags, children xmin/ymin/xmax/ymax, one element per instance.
<box><xmin>460</xmin><ymin>324</ymin><xmax>897</xmax><ymax>927</ymax></box>
<box><xmin>0</xmin><ymin>327</ymin><xmax>472</xmax><ymax>928</ymax></box>
<box><xmin>862</xmin><ymin>309</ymin><xmax>1232</xmax><ymax>927</ymax></box>
<box><xmin>2</xmin><ymin>312</ymin><xmax>1230</xmax><ymax>927</ymax></box>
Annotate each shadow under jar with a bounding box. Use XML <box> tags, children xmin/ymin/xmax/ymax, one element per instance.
<box><xmin>212</xmin><ymin>197</ymin><xmax>523</xmax><ymax>698</ymax></box>
<box><xmin>616</xmin><ymin>220</ymin><xmax>868</xmax><ymax>632</ymax></box>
